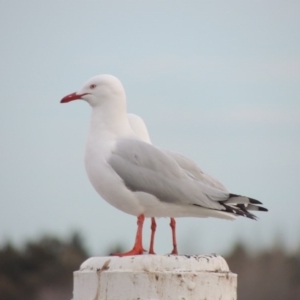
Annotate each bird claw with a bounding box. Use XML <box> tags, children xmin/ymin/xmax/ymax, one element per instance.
<box><xmin>170</xmin><ymin>247</ymin><xmax>178</xmax><ymax>255</ymax></box>
<box><xmin>111</xmin><ymin>246</ymin><xmax>145</xmax><ymax>257</ymax></box>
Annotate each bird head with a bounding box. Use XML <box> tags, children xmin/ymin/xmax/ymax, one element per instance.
<box><xmin>60</xmin><ymin>74</ymin><xmax>126</xmax><ymax>108</ymax></box>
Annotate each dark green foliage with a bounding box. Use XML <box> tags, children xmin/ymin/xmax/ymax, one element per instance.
<box><xmin>0</xmin><ymin>233</ymin><xmax>88</xmax><ymax>300</ymax></box>
<box><xmin>226</xmin><ymin>243</ymin><xmax>300</xmax><ymax>300</ymax></box>
<box><xmin>1</xmin><ymin>234</ymin><xmax>300</xmax><ymax>300</ymax></box>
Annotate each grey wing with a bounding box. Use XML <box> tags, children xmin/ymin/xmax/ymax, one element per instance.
<box><xmin>162</xmin><ymin>149</ymin><xmax>228</xmax><ymax>191</ymax></box>
<box><xmin>109</xmin><ymin>139</ymin><xmax>229</xmax><ymax>210</ymax></box>
<box><xmin>159</xmin><ymin>149</ymin><xmax>205</xmax><ymax>178</ymax></box>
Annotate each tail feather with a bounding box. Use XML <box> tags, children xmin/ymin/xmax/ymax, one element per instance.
<box><xmin>246</xmin><ymin>204</ymin><xmax>268</xmax><ymax>212</ymax></box>
<box><xmin>228</xmin><ymin>193</ymin><xmax>262</xmax><ymax>205</ymax></box>
<box><xmin>249</xmin><ymin>198</ymin><xmax>263</xmax><ymax>205</ymax></box>
<box><xmin>223</xmin><ymin>203</ymin><xmax>258</xmax><ymax>220</ymax></box>
<box><xmin>221</xmin><ymin>193</ymin><xmax>268</xmax><ymax>220</ymax></box>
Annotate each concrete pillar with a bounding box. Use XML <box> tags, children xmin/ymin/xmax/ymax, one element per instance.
<box><xmin>73</xmin><ymin>255</ymin><xmax>237</xmax><ymax>300</ymax></box>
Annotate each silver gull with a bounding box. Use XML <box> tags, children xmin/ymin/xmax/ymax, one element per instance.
<box><xmin>60</xmin><ymin>74</ymin><xmax>268</xmax><ymax>256</ymax></box>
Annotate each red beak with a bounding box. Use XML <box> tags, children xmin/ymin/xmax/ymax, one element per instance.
<box><xmin>60</xmin><ymin>92</ymin><xmax>83</xmax><ymax>103</ymax></box>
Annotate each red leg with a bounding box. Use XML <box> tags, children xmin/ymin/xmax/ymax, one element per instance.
<box><xmin>149</xmin><ymin>217</ymin><xmax>157</xmax><ymax>254</ymax></box>
<box><xmin>112</xmin><ymin>214</ymin><xmax>145</xmax><ymax>257</ymax></box>
<box><xmin>170</xmin><ymin>218</ymin><xmax>178</xmax><ymax>255</ymax></box>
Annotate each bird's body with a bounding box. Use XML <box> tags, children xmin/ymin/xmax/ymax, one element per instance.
<box><xmin>61</xmin><ymin>74</ymin><xmax>268</xmax><ymax>256</ymax></box>
<box><xmin>85</xmin><ymin>108</ymin><xmax>234</xmax><ymax>220</ymax></box>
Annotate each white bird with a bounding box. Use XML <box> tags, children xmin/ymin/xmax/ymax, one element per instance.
<box><xmin>61</xmin><ymin>75</ymin><xmax>268</xmax><ymax>256</ymax></box>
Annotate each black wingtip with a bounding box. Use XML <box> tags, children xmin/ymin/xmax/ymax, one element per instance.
<box><xmin>249</xmin><ymin>198</ymin><xmax>263</xmax><ymax>205</ymax></box>
<box><xmin>223</xmin><ymin>203</ymin><xmax>258</xmax><ymax>220</ymax></box>
<box><xmin>258</xmin><ymin>206</ymin><xmax>268</xmax><ymax>212</ymax></box>
<box><xmin>229</xmin><ymin>193</ymin><xmax>263</xmax><ymax>205</ymax></box>
<box><xmin>229</xmin><ymin>193</ymin><xmax>239</xmax><ymax>198</ymax></box>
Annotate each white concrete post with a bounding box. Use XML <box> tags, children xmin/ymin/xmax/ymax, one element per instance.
<box><xmin>73</xmin><ymin>255</ymin><xmax>237</xmax><ymax>300</ymax></box>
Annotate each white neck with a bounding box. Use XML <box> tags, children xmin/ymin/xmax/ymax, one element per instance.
<box><xmin>88</xmin><ymin>100</ymin><xmax>134</xmax><ymax>142</ymax></box>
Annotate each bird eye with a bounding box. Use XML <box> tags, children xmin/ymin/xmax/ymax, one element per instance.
<box><xmin>90</xmin><ymin>84</ymin><xmax>96</xmax><ymax>89</ymax></box>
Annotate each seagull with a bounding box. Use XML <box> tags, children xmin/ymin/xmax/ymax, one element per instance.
<box><xmin>60</xmin><ymin>74</ymin><xmax>268</xmax><ymax>257</ymax></box>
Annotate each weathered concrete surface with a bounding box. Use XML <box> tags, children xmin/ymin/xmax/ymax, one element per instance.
<box><xmin>73</xmin><ymin>255</ymin><xmax>237</xmax><ymax>300</ymax></box>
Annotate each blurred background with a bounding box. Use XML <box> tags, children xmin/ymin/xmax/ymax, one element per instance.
<box><xmin>1</xmin><ymin>1</ymin><xmax>299</xmax><ymax>299</ymax></box>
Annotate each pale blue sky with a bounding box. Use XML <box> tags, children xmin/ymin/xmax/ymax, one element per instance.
<box><xmin>1</xmin><ymin>0</ymin><xmax>300</xmax><ymax>255</ymax></box>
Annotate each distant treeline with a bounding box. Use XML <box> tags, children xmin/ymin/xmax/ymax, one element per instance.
<box><xmin>227</xmin><ymin>243</ymin><xmax>300</xmax><ymax>300</ymax></box>
<box><xmin>0</xmin><ymin>233</ymin><xmax>299</xmax><ymax>300</ymax></box>
<box><xmin>0</xmin><ymin>233</ymin><xmax>87</xmax><ymax>300</ymax></box>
